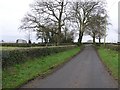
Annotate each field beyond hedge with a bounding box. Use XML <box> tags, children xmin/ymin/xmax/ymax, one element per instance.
<box><xmin>2</xmin><ymin>47</ymin><xmax>80</xmax><ymax>89</ymax></box>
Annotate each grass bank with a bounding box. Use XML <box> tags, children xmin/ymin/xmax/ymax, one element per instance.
<box><xmin>98</xmin><ymin>47</ymin><xmax>118</xmax><ymax>80</ymax></box>
<box><xmin>2</xmin><ymin>47</ymin><xmax>80</xmax><ymax>89</ymax></box>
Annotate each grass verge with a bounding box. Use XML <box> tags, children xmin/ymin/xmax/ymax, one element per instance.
<box><xmin>98</xmin><ymin>47</ymin><xmax>118</xmax><ymax>80</ymax></box>
<box><xmin>2</xmin><ymin>47</ymin><xmax>80</xmax><ymax>89</ymax></box>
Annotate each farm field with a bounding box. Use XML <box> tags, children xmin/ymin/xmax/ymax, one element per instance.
<box><xmin>1</xmin><ymin>45</ymin><xmax>76</xmax><ymax>50</ymax></box>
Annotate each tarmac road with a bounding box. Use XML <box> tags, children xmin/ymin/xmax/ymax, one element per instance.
<box><xmin>21</xmin><ymin>45</ymin><xmax>118</xmax><ymax>88</ymax></box>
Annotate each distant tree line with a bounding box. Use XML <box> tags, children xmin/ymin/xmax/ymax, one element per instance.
<box><xmin>19</xmin><ymin>0</ymin><xmax>109</xmax><ymax>45</ymax></box>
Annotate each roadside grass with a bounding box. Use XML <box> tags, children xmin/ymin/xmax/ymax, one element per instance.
<box><xmin>2</xmin><ymin>47</ymin><xmax>80</xmax><ymax>89</ymax></box>
<box><xmin>98</xmin><ymin>47</ymin><xmax>118</xmax><ymax>80</ymax></box>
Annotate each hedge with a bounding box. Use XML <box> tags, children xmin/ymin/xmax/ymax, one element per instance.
<box><xmin>105</xmin><ymin>44</ymin><xmax>120</xmax><ymax>51</ymax></box>
<box><xmin>1</xmin><ymin>43</ymin><xmax>75</xmax><ymax>47</ymax></box>
<box><xmin>2</xmin><ymin>45</ymin><xmax>76</xmax><ymax>68</ymax></box>
<box><xmin>1</xmin><ymin>43</ymin><xmax>51</xmax><ymax>47</ymax></box>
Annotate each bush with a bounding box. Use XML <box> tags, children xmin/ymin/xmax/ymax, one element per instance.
<box><xmin>1</xmin><ymin>43</ymin><xmax>47</xmax><ymax>47</ymax></box>
<box><xmin>2</xmin><ymin>46</ymin><xmax>76</xmax><ymax>68</ymax></box>
<box><xmin>1</xmin><ymin>43</ymin><xmax>76</xmax><ymax>47</ymax></box>
<box><xmin>105</xmin><ymin>44</ymin><xmax>120</xmax><ymax>51</ymax></box>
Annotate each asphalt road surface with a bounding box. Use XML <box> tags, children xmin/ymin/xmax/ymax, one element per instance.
<box><xmin>21</xmin><ymin>45</ymin><xmax>118</xmax><ymax>88</ymax></box>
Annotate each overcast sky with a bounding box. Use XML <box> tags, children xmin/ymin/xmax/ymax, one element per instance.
<box><xmin>0</xmin><ymin>0</ymin><xmax>119</xmax><ymax>43</ymax></box>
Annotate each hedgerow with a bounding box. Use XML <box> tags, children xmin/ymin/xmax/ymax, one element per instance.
<box><xmin>1</xmin><ymin>43</ymin><xmax>75</xmax><ymax>47</ymax></box>
<box><xmin>1</xmin><ymin>43</ymin><xmax>50</xmax><ymax>47</ymax></box>
<box><xmin>105</xmin><ymin>44</ymin><xmax>119</xmax><ymax>51</ymax></box>
<box><xmin>2</xmin><ymin>46</ymin><xmax>76</xmax><ymax>68</ymax></box>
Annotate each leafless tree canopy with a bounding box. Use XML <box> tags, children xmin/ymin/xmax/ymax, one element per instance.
<box><xmin>19</xmin><ymin>0</ymin><xmax>108</xmax><ymax>45</ymax></box>
<box><xmin>69</xmin><ymin>0</ymin><xmax>107</xmax><ymax>44</ymax></box>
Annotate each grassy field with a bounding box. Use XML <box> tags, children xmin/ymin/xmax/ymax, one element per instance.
<box><xmin>1</xmin><ymin>45</ymin><xmax>75</xmax><ymax>51</ymax></box>
<box><xmin>1</xmin><ymin>46</ymin><xmax>51</xmax><ymax>51</ymax></box>
<box><xmin>2</xmin><ymin>47</ymin><xmax>80</xmax><ymax>89</ymax></box>
<box><xmin>98</xmin><ymin>47</ymin><xmax>118</xmax><ymax>80</ymax></box>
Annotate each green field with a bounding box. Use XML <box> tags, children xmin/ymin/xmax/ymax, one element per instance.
<box><xmin>1</xmin><ymin>46</ymin><xmax>51</xmax><ymax>51</ymax></box>
<box><xmin>2</xmin><ymin>47</ymin><xmax>80</xmax><ymax>89</ymax></box>
<box><xmin>1</xmin><ymin>45</ymin><xmax>75</xmax><ymax>51</ymax></box>
<box><xmin>98</xmin><ymin>47</ymin><xmax>118</xmax><ymax>80</ymax></box>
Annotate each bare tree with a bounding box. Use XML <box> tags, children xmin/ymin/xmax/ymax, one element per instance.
<box><xmin>19</xmin><ymin>0</ymin><xmax>107</xmax><ymax>45</ymax></box>
<box><xmin>24</xmin><ymin>30</ymin><xmax>32</xmax><ymax>44</ymax></box>
<box><xmin>96</xmin><ymin>14</ymin><xmax>108</xmax><ymax>44</ymax></box>
<box><xmin>19</xmin><ymin>0</ymin><xmax>69</xmax><ymax>45</ymax></box>
<box><xmin>85</xmin><ymin>14</ymin><xmax>108</xmax><ymax>44</ymax></box>
<box><xmin>70</xmin><ymin>0</ymin><xmax>106</xmax><ymax>44</ymax></box>
<box><xmin>61</xmin><ymin>26</ymin><xmax>74</xmax><ymax>43</ymax></box>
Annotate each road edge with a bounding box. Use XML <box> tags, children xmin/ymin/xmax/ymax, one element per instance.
<box><xmin>18</xmin><ymin>46</ymin><xmax>85</xmax><ymax>89</ymax></box>
<box><xmin>94</xmin><ymin>46</ymin><xmax>118</xmax><ymax>87</ymax></box>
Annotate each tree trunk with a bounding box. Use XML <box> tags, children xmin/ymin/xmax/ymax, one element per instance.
<box><xmin>93</xmin><ymin>37</ymin><xmax>95</xmax><ymax>44</ymax></box>
<box><xmin>57</xmin><ymin>33</ymin><xmax>61</xmax><ymax>46</ymax></box>
<box><xmin>78</xmin><ymin>31</ymin><xmax>83</xmax><ymax>45</ymax></box>
<box><xmin>93</xmin><ymin>33</ymin><xmax>95</xmax><ymax>44</ymax></box>
<box><xmin>99</xmin><ymin>37</ymin><xmax>101</xmax><ymax>44</ymax></box>
<box><xmin>42</xmin><ymin>38</ymin><xmax>43</xmax><ymax>44</ymax></box>
<box><xmin>28</xmin><ymin>40</ymin><xmax>31</xmax><ymax>44</ymax></box>
<box><xmin>57</xmin><ymin>1</ymin><xmax>64</xmax><ymax>45</ymax></box>
<box><xmin>78</xmin><ymin>22</ymin><xmax>84</xmax><ymax>45</ymax></box>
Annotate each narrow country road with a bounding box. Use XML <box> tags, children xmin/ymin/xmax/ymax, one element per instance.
<box><xmin>21</xmin><ymin>45</ymin><xmax>118</xmax><ymax>88</ymax></box>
